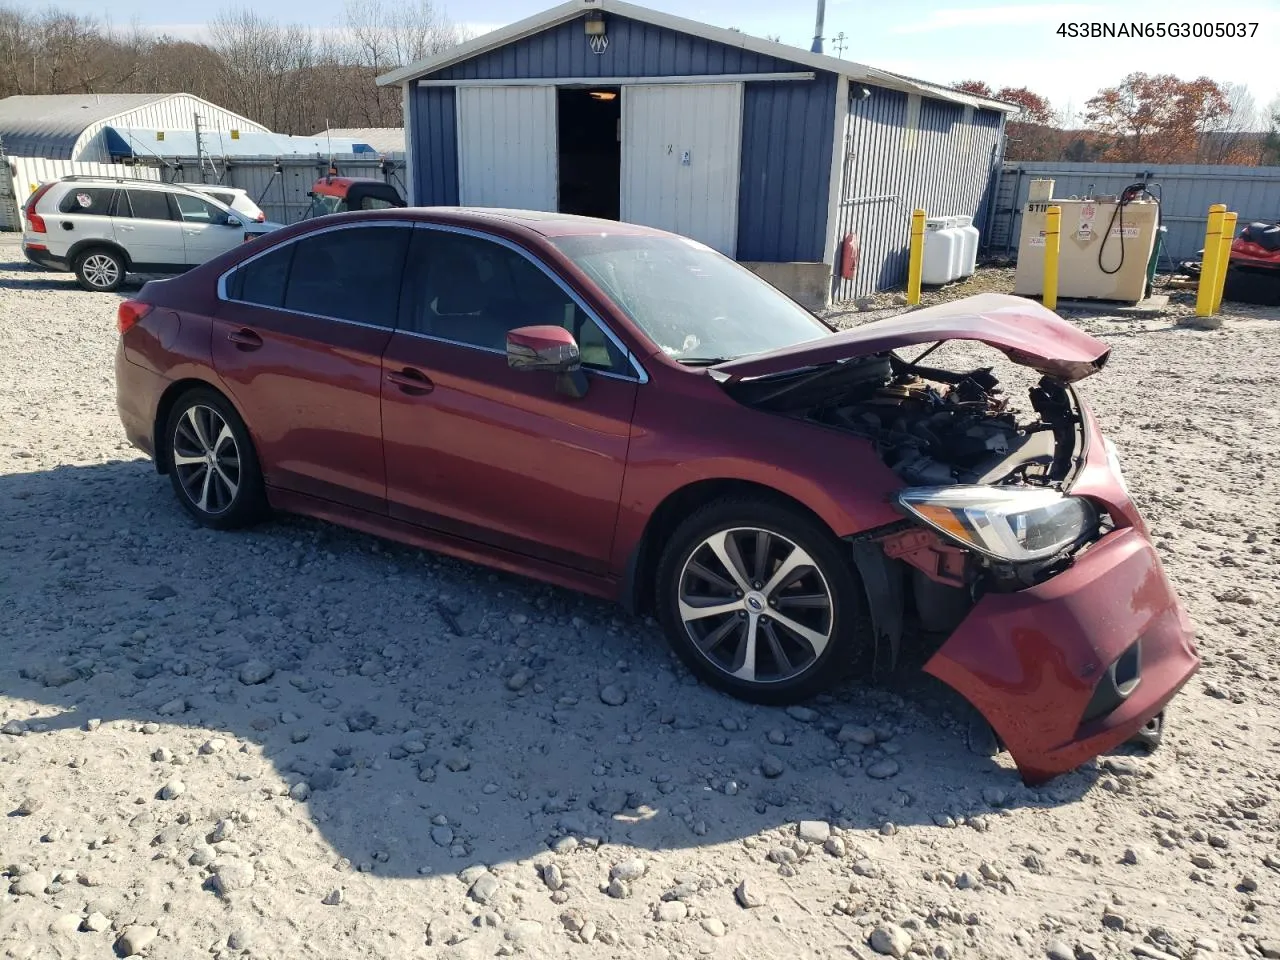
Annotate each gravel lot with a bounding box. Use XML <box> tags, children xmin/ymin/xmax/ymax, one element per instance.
<box><xmin>2</xmin><ymin>235</ymin><xmax>1280</xmax><ymax>960</ymax></box>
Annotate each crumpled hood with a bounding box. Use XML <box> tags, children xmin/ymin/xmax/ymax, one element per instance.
<box><xmin>711</xmin><ymin>293</ymin><xmax>1110</xmax><ymax>383</ymax></box>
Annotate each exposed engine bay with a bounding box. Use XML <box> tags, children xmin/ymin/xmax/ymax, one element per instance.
<box><xmin>725</xmin><ymin>347</ymin><xmax>1081</xmax><ymax>489</ymax></box>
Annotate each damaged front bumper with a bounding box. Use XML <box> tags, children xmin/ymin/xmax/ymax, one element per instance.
<box><xmin>924</xmin><ymin>526</ymin><xmax>1199</xmax><ymax>784</ymax></box>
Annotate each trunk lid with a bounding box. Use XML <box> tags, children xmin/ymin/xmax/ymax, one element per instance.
<box><xmin>710</xmin><ymin>293</ymin><xmax>1110</xmax><ymax>383</ymax></box>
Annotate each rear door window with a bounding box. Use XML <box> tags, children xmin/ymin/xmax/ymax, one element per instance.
<box><xmin>59</xmin><ymin>188</ymin><xmax>115</xmax><ymax>216</ymax></box>
<box><xmin>124</xmin><ymin>190</ymin><xmax>174</xmax><ymax>221</ymax></box>
<box><xmin>282</xmin><ymin>225</ymin><xmax>411</xmax><ymax>327</ymax></box>
<box><xmin>227</xmin><ymin>243</ymin><xmax>295</xmax><ymax>308</ymax></box>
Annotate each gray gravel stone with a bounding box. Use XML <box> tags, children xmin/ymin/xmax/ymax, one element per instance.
<box><xmin>10</xmin><ymin>872</ymin><xmax>48</xmax><ymax>896</ymax></box>
<box><xmin>468</xmin><ymin>872</ymin><xmax>499</xmax><ymax>904</ymax></box>
<box><xmin>159</xmin><ymin>779</ymin><xmax>186</xmax><ymax>800</ymax></box>
<box><xmin>735</xmin><ymin>878</ymin><xmax>765</xmax><ymax>908</ymax></box>
<box><xmin>238</xmin><ymin>659</ymin><xmax>274</xmax><ymax>685</ymax></box>
<box><xmin>869</xmin><ymin>923</ymin><xmax>912</xmax><ymax>958</ymax></box>
<box><xmin>797</xmin><ymin>820</ymin><xmax>831</xmax><ymax>843</ymax></box>
<box><xmin>599</xmin><ymin>684</ymin><xmax>627</xmax><ymax>706</ymax></box>
<box><xmin>866</xmin><ymin>759</ymin><xmax>901</xmax><ymax>779</ymax></box>
<box><xmin>211</xmin><ymin>858</ymin><xmax>256</xmax><ymax>895</ymax></box>
<box><xmin>115</xmin><ymin>925</ymin><xmax>158</xmax><ymax>955</ymax></box>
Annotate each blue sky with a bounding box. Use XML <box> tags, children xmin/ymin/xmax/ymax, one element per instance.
<box><xmin>77</xmin><ymin>0</ymin><xmax>1280</xmax><ymax>126</ymax></box>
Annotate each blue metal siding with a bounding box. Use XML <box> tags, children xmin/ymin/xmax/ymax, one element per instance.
<box><xmin>411</xmin><ymin>85</ymin><xmax>458</xmax><ymax>206</ymax></box>
<box><xmin>833</xmin><ymin>89</ymin><xmax>1004</xmax><ymax>300</ymax></box>
<box><xmin>737</xmin><ymin>77</ymin><xmax>837</xmax><ymax>262</ymax></box>
<box><xmin>427</xmin><ymin>16</ymin><xmax>806</xmax><ymax>81</ymax></box>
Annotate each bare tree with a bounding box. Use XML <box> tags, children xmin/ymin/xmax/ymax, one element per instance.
<box><xmin>1197</xmin><ymin>83</ymin><xmax>1262</xmax><ymax>164</ymax></box>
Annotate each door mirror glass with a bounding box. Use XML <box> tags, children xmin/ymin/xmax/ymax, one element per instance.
<box><xmin>507</xmin><ymin>325</ymin><xmax>580</xmax><ymax>373</ymax></box>
<box><xmin>225</xmin><ymin>216</ymin><xmax>243</xmax><ymax>227</ymax></box>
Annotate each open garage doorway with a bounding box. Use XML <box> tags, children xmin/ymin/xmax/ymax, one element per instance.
<box><xmin>557</xmin><ymin>87</ymin><xmax>621</xmax><ymax>220</ymax></box>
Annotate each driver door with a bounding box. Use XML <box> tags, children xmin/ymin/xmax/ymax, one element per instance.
<box><xmin>381</xmin><ymin>226</ymin><xmax>641</xmax><ymax>574</ymax></box>
<box><xmin>172</xmin><ymin>192</ymin><xmax>243</xmax><ymax>265</ymax></box>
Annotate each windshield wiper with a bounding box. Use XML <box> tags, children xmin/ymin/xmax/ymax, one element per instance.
<box><xmin>675</xmin><ymin>356</ymin><xmax>732</xmax><ymax>366</ymax></box>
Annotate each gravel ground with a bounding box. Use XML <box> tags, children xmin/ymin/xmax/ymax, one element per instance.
<box><xmin>2</xmin><ymin>236</ymin><xmax>1280</xmax><ymax>960</ymax></box>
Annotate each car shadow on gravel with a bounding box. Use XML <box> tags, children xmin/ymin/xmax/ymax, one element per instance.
<box><xmin>0</xmin><ymin>460</ymin><xmax>1112</xmax><ymax>879</ymax></box>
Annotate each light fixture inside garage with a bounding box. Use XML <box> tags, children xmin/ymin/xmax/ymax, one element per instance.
<box><xmin>589</xmin><ymin>91</ymin><xmax>617</xmax><ymax>100</ymax></box>
<box><xmin>584</xmin><ymin>11</ymin><xmax>606</xmax><ymax>35</ymax></box>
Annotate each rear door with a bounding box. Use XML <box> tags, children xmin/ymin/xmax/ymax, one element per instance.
<box><xmin>115</xmin><ymin>188</ymin><xmax>185</xmax><ymax>270</ymax></box>
<box><xmin>53</xmin><ymin>186</ymin><xmax>117</xmax><ymax>255</ymax></box>
<box><xmin>172</xmin><ymin>192</ymin><xmax>244</xmax><ymax>265</ymax></box>
<box><xmin>212</xmin><ymin>222</ymin><xmax>412</xmax><ymax>513</ymax></box>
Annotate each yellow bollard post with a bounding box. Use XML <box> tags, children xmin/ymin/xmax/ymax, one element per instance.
<box><xmin>1043</xmin><ymin>205</ymin><xmax>1061</xmax><ymax>311</ymax></box>
<box><xmin>1212</xmin><ymin>211</ymin><xmax>1237</xmax><ymax>314</ymax></box>
<box><xmin>906</xmin><ymin>209</ymin><xmax>926</xmax><ymax>305</ymax></box>
<box><xmin>1195</xmin><ymin>204</ymin><xmax>1227</xmax><ymax>316</ymax></box>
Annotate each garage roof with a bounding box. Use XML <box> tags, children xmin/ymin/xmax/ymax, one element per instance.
<box><xmin>0</xmin><ymin>94</ymin><xmax>171</xmax><ymax>157</ymax></box>
<box><xmin>377</xmin><ymin>0</ymin><xmax>1020</xmax><ymax>113</ymax></box>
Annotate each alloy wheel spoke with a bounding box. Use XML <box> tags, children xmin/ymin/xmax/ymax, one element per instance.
<box><xmin>752</xmin><ymin>529</ymin><xmax>771</xmax><ymax>582</ymax></box>
<box><xmin>775</xmin><ymin>592</ymin><xmax>831</xmax><ymax>610</ymax></box>
<box><xmin>196</xmin><ymin>467</ymin><xmax>213</xmax><ymax>512</ymax></box>
<box><xmin>760</xmin><ymin>620</ymin><xmax>794</xmax><ymax>675</ymax></box>
<box><xmin>706</xmin><ymin>530</ymin><xmax>752</xmax><ymax>594</ymax></box>
<box><xmin>679</xmin><ymin>597</ymin><xmax>744</xmax><ymax>622</ymax></box>
<box><xmin>185</xmin><ymin>407</ymin><xmax>212</xmax><ymax>453</ymax></box>
<box><xmin>730</xmin><ymin>614</ymin><xmax>760</xmax><ymax>682</ymax></box>
<box><xmin>762</xmin><ymin>544</ymin><xmax>816</xmax><ymax>599</ymax></box>
<box><xmin>769</xmin><ymin>610</ymin><xmax>830</xmax><ymax>659</ymax></box>
<box><xmin>213</xmin><ymin>422</ymin><xmax>235</xmax><ymax>459</ymax></box>
<box><xmin>211</xmin><ymin>463</ymin><xmax>239</xmax><ymax>503</ymax></box>
<box><xmin>693</xmin><ymin>615</ymin><xmax>741</xmax><ymax>655</ymax></box>
<box><xmin>686</xmin><ymin>559</ymin><xmax>735</xmax><ymax>593</ymax></box>
<box><xmin>171</xmin><ymin>452</ymin><xmax>205</xmax><ymax>467</ymax></box>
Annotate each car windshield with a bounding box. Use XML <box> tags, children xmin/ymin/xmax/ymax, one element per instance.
<box><xmin>550</xmin><ymin>234</ymin><xmax>831</xmax><ymax>363</ymax></box>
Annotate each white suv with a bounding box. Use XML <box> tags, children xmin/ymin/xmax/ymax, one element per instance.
<box><xmin>186</xmin><ymin>184</ymin><xmax>269</xmax><ymax>225</ymax></box>
<box><xmin>21</xmin><ymin>177</ymin><xmax>274</xmax><ymax>292</ymax></box>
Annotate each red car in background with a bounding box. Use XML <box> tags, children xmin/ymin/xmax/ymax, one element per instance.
<box><xmin>305</xmin><ymin>176</ymin><xmax>405</xmax><ymax>218</ymax></box>
<box><xmin>113</xmin><ymin>208</ymin><xmax>1199</xmax><ymax>784</ymax></box>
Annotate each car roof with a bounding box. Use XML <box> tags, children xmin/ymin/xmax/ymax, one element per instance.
<box><xmin>411</xmin><ymin>207</ymin><xmax>676</xmax><ymax>240</ymax></box>
<box><xmin>190</xmin><ymin>184</ymin><xmax>247</xmax><ymax>194</ymax></box>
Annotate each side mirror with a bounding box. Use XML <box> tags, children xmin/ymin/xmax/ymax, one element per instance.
<box><xmin>507</xmin><ymin>325</ymin><xmax>588</xmax><ymax>398</ymax></box>
<box><xmin>225</xmin><ymin>216</ymin><xmax>243</xmax><ymax>228</ymax></box>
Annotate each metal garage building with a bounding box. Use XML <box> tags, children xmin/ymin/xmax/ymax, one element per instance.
<box><xmin>0</xmin><ymin>93</ymin><xmax>269</xmax><ymax>162</ymax></box>
<box><xmin>378</xmin><ymin>0</ymin><xmax>1016</xmax><ymax>305</ymax></box>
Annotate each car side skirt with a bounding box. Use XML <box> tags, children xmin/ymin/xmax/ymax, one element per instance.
<box><xmin>267</xmin><ymin>487</ymin><xmax>620</xmax><ymax>603</ymax></box>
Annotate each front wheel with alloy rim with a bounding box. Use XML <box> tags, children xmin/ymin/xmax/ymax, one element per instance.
<box><xmin>73</xmin><ymin>248</ymin><xmax>125</xmax><ymax>292</ymax></box>
<box><xmin>654</xmin><ymin>498</ymin><xmax>869</xmax><ymax>704</ymax></box>
<box><xmin>163</xmin><ymin>388</ymin><xmax>266</xmax><ymax>529</ymax></box>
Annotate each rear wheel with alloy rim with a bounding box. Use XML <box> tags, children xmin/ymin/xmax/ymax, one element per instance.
<box><xmin>164</xmin><ymin>388</ymin><xmax>266</xmax><ymax>529</ymax></box>
<box><xmin>73</xmin><ymin>248</ymin><xmax>124</xmax><ymax>292</ymax></box>
<box><xmin>655</xmin><ymin>498</ymin><xmax>868</xmax><ymax>704</ymax></box>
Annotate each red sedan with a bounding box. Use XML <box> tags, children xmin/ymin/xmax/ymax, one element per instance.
<box><xmin>113</xmin><ymin>208</ymin><xmax>1199</xmax><ymax>783</ymax></box>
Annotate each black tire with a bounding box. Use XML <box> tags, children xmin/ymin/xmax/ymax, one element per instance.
<box><xmin>654</xmin><ymin>497</ymin><xmax>869</xmax><ymax>705</ymax></box>
<box><xmin>72</xmin><ymin>247</ymin><xmax>125</xmax><ymax>292</ymax></box>
<box><xmin>1126</xmin><ymin>710</ymin><xmax>1164</xmax><ymax>751</ymax></box>
<box><xmin>163</xmin><ymin>387</ymin><xmax>267</xmax><ymax>530</ymax></box>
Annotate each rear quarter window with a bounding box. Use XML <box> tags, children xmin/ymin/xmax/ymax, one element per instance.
<box><xmin>58</xmin><ymin>188</ymin><xmax>115</xmax><ymax>216</ymax></box>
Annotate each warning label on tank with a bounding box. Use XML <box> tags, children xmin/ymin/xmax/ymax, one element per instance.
<box><xmin>1077</xmin><ymin>203</ymin><xmax>1096</xmax><ymax>241</ymax></box>
<box><xmin>1028</xmin><ymin>233</ymin><xmax>1046</xmax><ymax>247</ymax></box>
<box><xmin>1110</xmin><ymin>223</ymin><xmax>1140</xmax><ymax>239</ymax></box>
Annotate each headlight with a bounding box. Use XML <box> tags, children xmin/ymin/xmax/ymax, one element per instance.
<box><xmin>898</xmin><ymin>485</ymin><xmax>1098</xmax><ymax>563</ymax></box>
<box><xmin>1103</xmin><ymin>438</ymin><xmax>1130</xmax><ymax>498</ymax></box>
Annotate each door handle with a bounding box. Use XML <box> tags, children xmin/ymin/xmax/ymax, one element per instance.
<box><xmin>386</xmin><ymin>367</ymin><xmax>434</xmax><ymax>395</ymax></box>
<box><xmin>226</xmin><ymin>328</ymin><xmax>263</xmax><ymax>350</ymax></box>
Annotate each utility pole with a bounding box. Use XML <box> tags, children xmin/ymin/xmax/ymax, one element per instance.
<box><xmin>810</xmin><ymin>0</ymin><xmax>825</xmax><ymax>53</ymax></box>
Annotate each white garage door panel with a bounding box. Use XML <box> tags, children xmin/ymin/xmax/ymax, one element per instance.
<box><xmin>457</xmin><ymin>86</ymin><xmax>557</xmax><ymax>210</ymax></box>
<box><xmin>621</xmin><ymin>83</ymin><xmax>743</xmax><ymax>256</ymax></box>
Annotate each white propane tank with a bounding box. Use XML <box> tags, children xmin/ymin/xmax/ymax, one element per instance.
<box><xmin>922</xmin><ymin>216</ymin><xmax>961</xmax><ymax>285</ymax></box>
<box><xmin>954</xmin><ymin>215</ymin><xmax>979</xmax><ymax>278</ymax></box>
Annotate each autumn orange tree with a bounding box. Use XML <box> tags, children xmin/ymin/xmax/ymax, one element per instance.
<box><xmin>1084</xmin><ymin>73</ymin><xmax>1229</xmax><ymax>162</ymax></box>
<box><xmin>952</xmin><ymin>80</ymin><xmax>1060</xmax><ymax>160</ymax></box>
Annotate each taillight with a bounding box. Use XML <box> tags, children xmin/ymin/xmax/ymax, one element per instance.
<box><xmin>23</xmin><ymin>182</ymin><xmax>55</xmax><ymax>234</ymax></box>
<box><xmin>117</xmin><ymin>300</ymin><xmax>154</xmax><ymax>336</ymax></box>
